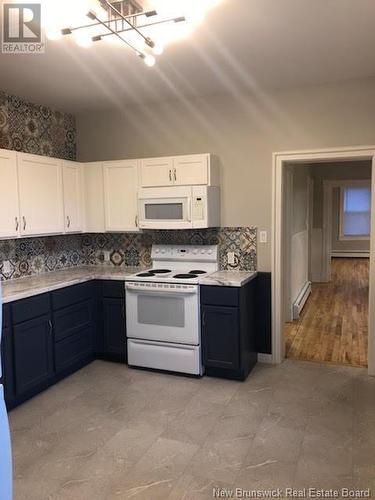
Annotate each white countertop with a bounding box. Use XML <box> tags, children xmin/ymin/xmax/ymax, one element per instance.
<box><xmin>1</xmin><ymin>266</ymin><xmax>144</xmax><ymax>304</ymax></box>
<box><xmin>199</xmin><ymin>270</ymin><xmax>257</xmax><ymax>287</ymax></box>
<box><xmin>1</xmin><ymin>267</ymin><xmax>258</xmax><ymax>303</ymax></box>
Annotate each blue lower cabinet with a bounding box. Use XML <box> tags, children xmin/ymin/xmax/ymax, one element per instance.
<box><xmin>201</xmin><ymin>281</ymin><xmax>257</xmax><ymax>380</ymax></box>
<box><xmin>4</xmin><ymin>279</ymin><xmax>127</xmax><ymax>409</ymax></box>
<box><xmin>1</xmin><ymin>305</ymin><xmax>15</xmax><ymax>409</ymax></box>
<box><xmin>52</xmin><ymin>288</ymin><xmax>96</xmax><ymax>375</ymax></box>
<box><xmin>100</xmin><ymin>281</ymin><xmax>127</xmax><ymax>363</ymax></box>
<box><xmin>13</xmin><ymin>314</ymin><xmax>54</xmax><ymax>399</ymax></box>
<box><xmin>55</xmin><ymin>326</ymin><xmax>94</xmax><ymax>373</ymax></box>
<box><xmin>102</xmin><ymin>298</ymin><xmax>126</xmax><ymax>360</ymax></box>
<box><xmin>202</xmin><ymin>305</ymin><xmax>240</xmax><ymax>371</ymax></box>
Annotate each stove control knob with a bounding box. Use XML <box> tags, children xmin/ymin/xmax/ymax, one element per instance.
<box><xmin>201</xmin><ymin>249</ymin><xmax>206</xmax><ymax>254</ymax></box>
<box><xmin>154</xmin><ymin>248</ymin><xmax>160</xmax><ymax>254</ymax></box>
<box><xmin>192</xmin><ymin>249</ymin><xmax>198</xmax><ymax>255</ymax></box>
<box><xmin>161</xmin><ymin>249</ymin><xmax>166</xmax><ymax>254</ymax></box>
<box><xmin>208</xmin><ymin>249</ymin><xmax>213</xmax><ymax>255</ymax></box>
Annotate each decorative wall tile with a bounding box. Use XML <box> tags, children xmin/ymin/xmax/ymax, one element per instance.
<box><xmin>0</xmin><ymin>90</ymin><xmax>76</xmax><ymax>160</ymax></box>
<box><xmin>0</xmin><ymin>228</ymin><xmax>257</xmax><ymax>282</ymax></box>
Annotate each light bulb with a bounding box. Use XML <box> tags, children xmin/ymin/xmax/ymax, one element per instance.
<box><xmin>144</xmin><ymin>54</ymin><xmax>156</xmax><ymax>67</ymax></box>
<box><xmin>46</xmin><ymin>27</ymin><xmax>62</xmax><ymax>40</ymax></box>
<box><xmin>73</xmin><ymin>31</ymin><xmax>92</xmax><ymax>48</ymax></box>
<box><xmin>152</xmin><ymin>44</ymin><xmax>164</xmax><ymax>56</ymax></box>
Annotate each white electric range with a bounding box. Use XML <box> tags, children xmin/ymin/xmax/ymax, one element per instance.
<box><xmin>125</xmin><ymin>244</ymin><xmax>219</xmax><ymax>375</ymax></box>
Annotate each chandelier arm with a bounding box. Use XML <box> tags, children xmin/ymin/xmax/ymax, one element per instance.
<box><xmin>89</xmin><ymin>11</ymin><xmax>144</xmax><ymax>57</ymax></box>
<box><xmin>98</xmin><ymin>16</ymin><xmax>186</xmax><ymax>39</ymax></box>
<box><xmin>102</xmin><ymin>0</ymin><xmax>154</xmax><ymax>46</ymax></box>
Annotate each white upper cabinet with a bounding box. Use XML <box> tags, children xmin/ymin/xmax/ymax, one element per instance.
<box><xmin>103</xmin><ymin>160</ymin><xmax>139</xmax><ymax>232</ymax></box>
<box><xmin>17</xmin><ymin>153</ymin><xmax>64</xmax><ymax>237</ymax></box>
<box><xmin>140</xmin><ymin>154</ymin><xmax>219</xmax><ymax>188</ymax></box>
<box><xmin>83</xmin><ymin>162</ymin><xmax>105</xmax><ymax>233</ymax></box>
<box><xmin>174</xmin><ymin>154</ymin><xmax>209</xmax><ymax>186</ymax></box>
<box><xmin>62</xmin><ymin>161</ymin><xmax>83</xmax><ymax>233</ymax></box>
<box><xmin>0</xmin><ymin>149</ymin><xmax>20</xmax><ymax>238</ymax></box>
<box><xmin>140</xmin><ymin>156</ymin><xmax>174</xmax><ymax>187</ymax></box>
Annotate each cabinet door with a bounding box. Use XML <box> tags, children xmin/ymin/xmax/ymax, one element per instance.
<box><xmin>17</xmin><ymin>153</ymin><xmax>64</xmax><ymax>236</ymax></box>
<box><xmin>103</xmin><ymin>298</ymin><xmax>126</xmax><ymax>360</ymax></box>
<box><xmin>62</xmin><ymin>161</ymin><xmax>83</xmax><ymax>233</ymax></box>
<box><xmin>173</xmin><ymin>154</ymin><xmax>208</xmax><ymax>186</ymax></box>
<box><xmin>0</xmin><ymin>149</ymin><xmax>20</xmax><ymax>238</ymax></box>
<box><xmin>13</xmin><ymin>314</ymin><xmax>54</xmax><ymax>397</ymax></box>
<box><xmin>140</xmin><ymin>157</ymin><xmax>174</xmax><ymax>187</ymax></box>
<box><xmin>103</xmin><ymin>160</ymin><xmax>139</xmax><ymax>232</ymax></box>
<box><xmin>1</xmin><ymin>317</ymin><xmax>15</xmax><ymax>408</ymax></box>
<box><xmin>202</xmin><ymin>305</ymin><xmax>240</xmax><ymax>370</ymax></box>
<box><xmin>83</xmin><ymin>162</ymin><xmax>105</xmax><ymax>232</ymax></box>
<box><xmin>55</xmin><ymin>326</ymin><xmax>94</xmax><ymax>374</ymax></box>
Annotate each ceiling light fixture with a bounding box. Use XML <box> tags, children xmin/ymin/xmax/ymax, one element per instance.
<box><xmin>61</xmin><ymin>0</ymin><xmax>186</xmax><ymax>66</ymax></box>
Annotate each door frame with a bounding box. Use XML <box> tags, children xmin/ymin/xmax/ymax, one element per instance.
<box><xmin>283</xmin><ymin>166</ymin><xmax>294</xmax><ymax>322</ymax></box>
<box><xmin>272</xmin><ymin>146</ymin><xmax>375</xmax><ymax>375</ymax></box>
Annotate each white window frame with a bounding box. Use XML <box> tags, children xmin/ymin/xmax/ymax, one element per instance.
<box><xmin>339</xmin><ymin>180</ymin><xmax>371</xmax><ymax>241</ymax></box>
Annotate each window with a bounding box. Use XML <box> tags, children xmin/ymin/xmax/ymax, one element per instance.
<box><xmin>340</xmin><ymin>184</ymin><xmax>371</xmax><ymax>239</ymax></box>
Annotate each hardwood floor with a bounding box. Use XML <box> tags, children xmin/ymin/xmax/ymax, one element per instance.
<box><xmin>285</xmin><ymin>258</ymin><xmax>369</xmax><ymax>367</ymax></box>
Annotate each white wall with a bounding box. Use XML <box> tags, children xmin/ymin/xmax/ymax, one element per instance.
<box><xmin>290</xmin><ymin>167</ymin><xmax>310</xmax><ymax>305</ymax></box>
<box><xmin>77</xmin><ymin>77</ymin><xmax>375</xmax><ymax>271</ymax></box>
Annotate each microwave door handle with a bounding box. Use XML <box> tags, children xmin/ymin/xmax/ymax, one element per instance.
<box><xmin>186</xmin><ymin>199</ymin><xmax>192</xmax><ymax>222</ymax></box>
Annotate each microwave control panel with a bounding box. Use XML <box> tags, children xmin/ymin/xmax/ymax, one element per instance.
<box><xmin>192</xmin><ymin>196</ymin><xmax>205</xmax><ymax>220</ymax></box>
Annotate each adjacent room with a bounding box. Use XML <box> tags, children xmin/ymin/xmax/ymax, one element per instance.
<box><xmin>0</xmin><ymin>1</ymin><xmax>375</xmax><ymax>499</ymax></box>
<box><xmin>284</xmin><ymin>161</ymin><xmax>371</xmax><ymax>367</ymax></box>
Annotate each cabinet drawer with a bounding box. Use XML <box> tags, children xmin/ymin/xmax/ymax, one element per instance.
<box><xmin>55</xmin><ymin>326</ymin><xmax>94</xmax><ymax>373</ymax></box>
<box><xmin>12</xmin><ymin>294</ymin><xmax>50</xmax><ymax>324</ymax></box>
<box><xmin>102</xmin><ymin>280</ymin><xmax>125</xmax><ymax>299</ymax></box>
<box><xmin>53</xmin><ymin>300</ymin><xmax>93</xmax><ymax>342</ymax></box>
<box><xmin>52</xmin><ymin>282</ymin><xmax>96</xmax><ymax>310</ymax></box>
<box><xmin>200</xmin><ymin>286</ymin><xmax>239</xmax><ymax>307</ymax></box>
<box><xmin>2</xmin><ymin>304</ymin><xmax>10</xmax><ymax>328</ymax></box>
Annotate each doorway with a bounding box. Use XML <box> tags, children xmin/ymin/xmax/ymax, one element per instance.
<box><xmin>272</xmin><ymin>146</ymin><xmax>375</xmax><ymax>376</ymax></box>
<box><xmin>283</xmin><ymin>161</ymin><xmax>371</xmax><ymax>367</ymax></box>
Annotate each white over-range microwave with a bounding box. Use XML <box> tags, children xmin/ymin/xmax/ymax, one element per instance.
<box><xmin>138</xmin><ymin>186</ymin><xmax>220</xmax><ymax>230</ymax></box>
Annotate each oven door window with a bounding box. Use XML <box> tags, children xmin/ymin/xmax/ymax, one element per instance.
<box><xmin>137</xmin><ymin>295</ymin><xmax>185</xmax><ymax>327</ymax></box>
<box><xmin>145</xmin><ymin>202</ymin><xmax>184</xmax><ymax>220</ymax></box>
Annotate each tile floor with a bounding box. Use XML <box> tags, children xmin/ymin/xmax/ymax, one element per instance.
<box><xmin>9</xmin><ymin>360</ymin><xmax>375</xmax><ymax>499</ymax></box>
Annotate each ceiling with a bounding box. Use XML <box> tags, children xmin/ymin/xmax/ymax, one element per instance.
<box><xmin>0</xmin><ymin>0</ymin><xmax>375</xmax><ymax>112</ymax></box>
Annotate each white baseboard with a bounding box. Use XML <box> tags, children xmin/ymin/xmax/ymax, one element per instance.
<box><xmin>331</xmin><ymin>252</ymin><xmax>369</xmax><ymax>258</ymax></box>
<box><xmin>292</xmin><ymin>281</ymin><xmax>312</xmax><ymax>320</ymax></box>
<box><xmin>258</xmin><ymin>353</ymin><xmax>273</xmax><ymax>364</ymax></box>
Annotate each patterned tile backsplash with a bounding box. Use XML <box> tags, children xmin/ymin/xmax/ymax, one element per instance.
<box><xmin>0</xmin><ymin>90</ymin><xmax>76</xmax><ymax>160</ymax></box>
<box><xmin>0</xmin><ymin>228</ymin><xmax>257</xmax><ymax>281</ymax></box>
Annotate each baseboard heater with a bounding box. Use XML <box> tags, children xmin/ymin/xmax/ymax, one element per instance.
<box><xmin>331</xmin><ymin>252</ymin><xmax>369</xmax><ymax>258</ymax></box>
<box><xmin>292</xmin><ymin>281</ymin><xmax>311</xmax><ymax>320</ymax></box>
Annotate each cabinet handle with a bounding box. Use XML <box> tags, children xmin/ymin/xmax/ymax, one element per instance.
<box><xmin>202</xmin><ymin>311</ymin><xmax>206</xmax><ymax>326</ymax></box>
<box><xmin>169</xmin><ymin>169</ymin><xmax>172</xmax><ymax>182</ymax></box>
<box><xmin>174</xmin><ymin>169</ymin><xmax>177</xmax><ymax>182</ymax></box>
<box><xmin>121</xmin><ymin>305</ymin><xmax>125</xmax><ymax>320</ymax></box>
<box><xmin>67</xmin><ymin>215</ymin><xmax>71</xmax><ymax>228</ymax></box>
<box><xmin>15</xmin><ymin>217</ymin><xmax>19</xmax><ymax>231</ymax></box>
<box><xmin>22</xmin><ymin>216</ymin><xmax>26</xmax><ymax>231</ymax></box>
<box><xmin>135</xmin><ymin>215</ymin><xmax>138</xmax><ymax>228</ymax></box>
<box><xmin>48</xmin><ymin>320</ymin><xmax>53</xmax><ymax>335</ymax></box>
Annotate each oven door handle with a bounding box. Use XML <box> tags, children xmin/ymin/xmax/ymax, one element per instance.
<box><xmin>126</xmin><ymin>284</ymin><xmax>198</xmax><ymax>295</ymax></box>
<box><xmin>130</xmin><ymin>339</ymin><xmax>196</xmax><ymax>351</ymax></box>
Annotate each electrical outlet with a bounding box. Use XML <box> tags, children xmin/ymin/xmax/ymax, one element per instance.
<box><xmin>103</xmin><ymin>251</ymin><xmax>111</xmax><ymax>262</ymax></box>
<box><xmin>227</xmin><ymin>252</ymin><xmax>235</xmax><ymax>265</ymax></box>
<box><xmin>2</xmin><ymin>260</ymin><xmax>11</xmax><ymax>274</ymax></box>
<box><xmin>259</xmin><ymin>231</ymin><xmax>268</xmax><ymax>243</ymax></box>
